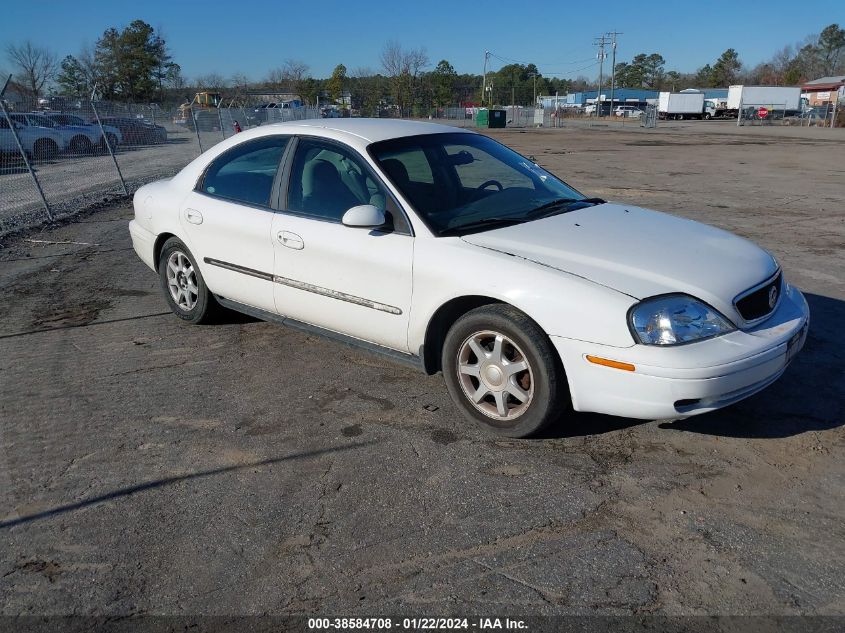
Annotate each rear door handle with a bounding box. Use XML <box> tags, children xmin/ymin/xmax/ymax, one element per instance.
<box><xmin>277</xmin><ymin>230</ymin><xmax>304</xmax><ymax>250</ymax></box>
<box><xmin>185</xmin><ymin>208</ymin><xmax>203</xmax><ymax>225</ymax></box>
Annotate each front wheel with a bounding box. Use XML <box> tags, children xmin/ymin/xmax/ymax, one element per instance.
<box><xmin>441</xmin><ymin>304</ymin><xmax>568</xmax><ymax>437</ymax></box>
<box><xmin>158</xmin><ymin>238</ymin><xmax>218</xmax><ymax>324</ymax></box>
<box><xmin>33</xmin><ymin>138</ymin><xmax>59</xmax><ymax>161</ymax></box>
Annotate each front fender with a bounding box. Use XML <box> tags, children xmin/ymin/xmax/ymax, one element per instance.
<box><xmin>409</xmin><ymin>237</ymin><xmax>638</xmax><ymax>353</ymax></box>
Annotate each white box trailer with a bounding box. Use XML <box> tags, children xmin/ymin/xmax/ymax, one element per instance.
<box><xmin>658</xmin><ymin>92</ymin><xmax>705</xmax><ymax>120</ymax></box>
<box><xmin>727</xmin><ymin>86</ymin><xmax>802</xmax><ymax>116</ymax></box>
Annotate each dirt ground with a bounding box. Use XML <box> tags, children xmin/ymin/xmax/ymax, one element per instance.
<box><xmin>0</xmin><ymin>122</ymin><xmax>843</xmax><ymax>620</ymax></box>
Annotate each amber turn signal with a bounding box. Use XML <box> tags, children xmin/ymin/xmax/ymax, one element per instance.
<box><xmin>586</xmin><ymin>355</ymin><xmax>636</xmax><ymax>372</ymax></box>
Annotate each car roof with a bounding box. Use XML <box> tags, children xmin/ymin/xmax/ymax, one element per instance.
<box><xmin>264</xmin><ymin>118</ymin><xmax>474</xmax><ymax>144</ymax></box>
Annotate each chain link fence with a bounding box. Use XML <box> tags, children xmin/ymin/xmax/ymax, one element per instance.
<box><xmin>427</xmin><ymin>105</ymin><xmax>651</xmax><ymax>128</ymax></box>
<box><xmin>736</xmin><ymin>102</ymin><xmax>839</xmax><ymax>127</ymax></box>
<box><xmin>4</xmin><ymin>83</ymin><xmax>841</xmax><ymax>235</ymax></box>
<box><xmin>0</xmin><ymin>84</ymin><xmax>323</xmax><ymax>235</ymax></box>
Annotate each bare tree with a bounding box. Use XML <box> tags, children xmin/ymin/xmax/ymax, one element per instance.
<box><xmin>6</xmin><ymin>41</ymin><xmax>58</xmax><ymax>97</ymax></box>
<box><xmin>230</xmin><ymin>72</ymin><xmax>251</xmax><ymax>90</ymax></box>
<box><xmin>380</xmin><ymin>40</ymin><xmax>405</xmax><ymax>77</ymax></box>
<box><xmin>267</xmin><ymin>59</ymin><xmax>310</xmax><ymax>98</ymax></box>
<box><xmin>380</xmin><ymin>41</ymin><xmax>429</xmax><ymax>114</ymax></box>
<box><xmin>281</xmin><ymin>59</ymin><xmax>309</xmax><ymax>83</ymax></box>
<box><xmin>194</xmin><ymin>73</ymin><xmax>227</xmax><ymax>91</ymax></box>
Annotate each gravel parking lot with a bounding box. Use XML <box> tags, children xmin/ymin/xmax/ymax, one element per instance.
<box><xmin>1</xmin><ymin>123</ymin><xmax>843</xmax><ymax>620</ymax></box>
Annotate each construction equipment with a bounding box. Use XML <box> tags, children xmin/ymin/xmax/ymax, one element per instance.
<box><xmin>174</xmin><ymin>92</ymin><xmax>222</xmax><ymax>130</ymax></box>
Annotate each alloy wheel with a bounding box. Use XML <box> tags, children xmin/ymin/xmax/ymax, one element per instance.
<box><xmin>456</xmin><ymin>330</ymin><xmax>534</xmax><ymax>420</ymax></box>
<box><xmin>166</xmin><ymin>251</ymin><xmax>198</xmax><ymax>310</ymax></box>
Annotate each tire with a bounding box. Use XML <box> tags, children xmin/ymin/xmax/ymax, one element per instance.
<box><xmin>441</xmin><ymin>304</ymin><xmax>568</xmax><ymax>438</ymax></box>
<box><xmin>69</xmin><ymin>135</ymin><xmax>93</xmax><ymax>154</ymax></box>
<box><xmin>704</xmin><ymin>113</ymin><xmax>712</xmax><ymax>120</ymax></box>
<box><xmin>157</xmin><ymin>238</ymin><xmax>218</xmax><ymax>324</ymax></box>
<box><xmin>99</xmin><ymin>133</ymin><xmax>118</xmax><ymax>153</ymax></box>
<box><xmin>33</xmin><ymin>138</ymin><xmax>59</xmax><ymax>161</ymax></box>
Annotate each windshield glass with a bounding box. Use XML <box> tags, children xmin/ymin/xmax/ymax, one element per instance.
<box><xmin>369</xmin><ymin>132</ymin><xmax>586</xmax><ymax>236</ymax></box>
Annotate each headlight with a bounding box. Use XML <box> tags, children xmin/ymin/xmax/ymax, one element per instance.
<box><xmin>629</xmin><ymin>294</ymin><xmax>735</xmax><ymax>345</ymax></box>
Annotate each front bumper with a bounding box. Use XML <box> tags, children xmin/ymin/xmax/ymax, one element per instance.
<box><xmin>552</xmin><ymin>284</ymin><xmax>809</xmax><ymax>420</ymax></box>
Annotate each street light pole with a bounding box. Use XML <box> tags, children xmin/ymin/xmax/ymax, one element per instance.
<box><xmin>528</xmin><ymin>72</ymin><xmax>538</xmax><ymax>106</ymax></box>
<box><xmin>607</xmin><ymin>31</ymin><xmax>623</xmax><ymax>117</ymax></box>
<box><xmin>481</xmin><ymin>51</ymin><xmax>490</xmax><ymax>107</ymax></box>
<box><xmin>594</xmin><ymin>36</ymin><xmax>608</xmax><ymax>118</ymax></box>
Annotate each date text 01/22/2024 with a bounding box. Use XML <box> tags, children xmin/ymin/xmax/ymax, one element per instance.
<box><xmin>307</xmin><ymin>617</ymin><xmax>528</xmax><ymax>630</ymax></box>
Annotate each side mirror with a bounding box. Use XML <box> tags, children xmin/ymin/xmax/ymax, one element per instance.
<box><xmin>447</xmin><ymin>149</ymin><xmax>475</xmax><ymax>166</ymax></box>
<box><xmin>342</xmin><ymin>204</ymin><xmax>386</xmax><ymax>229</ymax></box>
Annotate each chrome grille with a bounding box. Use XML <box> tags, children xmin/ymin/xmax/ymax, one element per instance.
<box><xmin>735</xmin><ymin>271</ymin><xmax>782</xmax><ymax>322</ymax></box>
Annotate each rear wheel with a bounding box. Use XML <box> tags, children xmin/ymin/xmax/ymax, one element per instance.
<box><xmin>441</xmin><ymin>304</ymin><xmax>568</xmax><ymax>438</ymax></box>
<box><xmin>69</xmin><ymin>135</ymin><xmax>93</xmax><ymax>154</ymax></box>
<box><xmin>158</xmin><ymin>238</ymin><xmax>219</xmax><ymax>324</ymax></box>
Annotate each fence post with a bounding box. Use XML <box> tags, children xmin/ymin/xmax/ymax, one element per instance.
<box><xmin>189</xmin><ymin>95</ymin><xmax>204</xmax><ymax>154</ymax></box>
<box><xmin>217</xmin><ymin>101</ymin><xmax>226</xmax><ymax>142</ymax></box>
<box><xmin>1</xmin><ymin>75</ymin><xmax>53</xmax><ymax>221</ymax></box>
<box><xmin>90</xmin><ymin>84</ymin><xmax>128</xmax><ymax>196</ymax></box>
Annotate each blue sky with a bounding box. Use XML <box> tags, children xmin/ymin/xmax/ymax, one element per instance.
<box><xmin>1</xmin><ymin>1</ymin><xmax>841</xmax><ymax>81</ymax></box>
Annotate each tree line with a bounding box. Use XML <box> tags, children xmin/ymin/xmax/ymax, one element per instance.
<box><xmin>3</xmin><ymin>20</ymin><xmax>843</xmax><ymax>112</ymax></box>
<box><xmin>614</xmin><ymin>25</ymin><xmax>844</xmax><ymax>91</ymax></box>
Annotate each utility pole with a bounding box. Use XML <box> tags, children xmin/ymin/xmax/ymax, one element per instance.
<box><xmin>481</xmin><ymin>51</ymin><xmax>490</xmax><ymax>107</ymax></box>
<box><xmin>593</xmin><ymin>35</ymin><xmax>609</xmax><ymax>118</ymax></box>
<box><xmin>607</xmin><ymin>31</ymin><xmax>623</xmax><ymax>117</ymax></box>
<box><xmin>528</xmin><ymin>71</ymin><xmax>538</xmax><ymax>106</ymax></box>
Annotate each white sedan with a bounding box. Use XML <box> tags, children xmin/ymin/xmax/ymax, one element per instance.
<box><xmin>614</xmin><ymin>106</ymin><xmax>643</xmax><ymax>118</ymax></box>
<box><xmin>129</xmin><ymin>120</ymin><xmax>809</xmax><ymax>437</ymax></box>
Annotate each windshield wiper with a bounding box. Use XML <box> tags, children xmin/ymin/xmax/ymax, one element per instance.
<box><xmin>440</xmin><ymin>217</ymin><xmax>527</xmax><ymax>236</ymax></box>
<box><xmin>526</xmin><ymin>197</ymin><xmax>606</xmax><ymax>220</ymax></box>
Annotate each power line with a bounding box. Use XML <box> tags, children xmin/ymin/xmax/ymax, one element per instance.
<box><xmin>486</xmin><ymin>47</ymin><xmax>593</xmax><ymax>67</ymax></box>
<box><xmin>486</xmin><ymin>51</ymin><xmax>600</xmax><ymax>78</ymax></box>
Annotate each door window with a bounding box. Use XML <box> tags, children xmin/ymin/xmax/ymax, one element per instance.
<box><xmin>287</xmin><ymin>139</ymin><xmax>388</xmax><ymax>222</ymax></box>
<box><xmin>199</xmin><ymin>136</ymin><xmax>288</xmax><ymax>207</ymax></box>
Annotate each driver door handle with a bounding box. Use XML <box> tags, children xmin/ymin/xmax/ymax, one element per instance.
<box><xmin>277</xmin><ymin>230</ymin><xmax>304</xmax><ymax>250</ymax></box>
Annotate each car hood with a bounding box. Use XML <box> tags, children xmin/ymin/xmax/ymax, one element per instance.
<box><xmin>460</xmin><ymin>203</ymin><xmax>777</xmax><ymax>318</ymax></box>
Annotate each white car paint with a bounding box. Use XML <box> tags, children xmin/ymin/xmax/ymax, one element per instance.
<box><xmin>129</xmin><ymin>119</ymin><xmax>809</xmax><ymax>422</ymax></box>
<box><xmin>613</xmin><ymin>106</ymin><xmax>643</xmax><ymax>118</ymax></box>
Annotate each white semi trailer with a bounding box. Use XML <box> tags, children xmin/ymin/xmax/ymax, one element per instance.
<box><xmin>726</xmin><ymin>86</ymin><xmax>803</xmax><ymax>118</ymax></box>
<box><xmin>658</xmin><ymin>92</ymin><xmax>706</xmax><ymax>120</ymax></box>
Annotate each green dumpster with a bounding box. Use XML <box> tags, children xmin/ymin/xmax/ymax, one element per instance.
<box><xmin>476</xmin><ymin>109</ymin><xmax>507</xmax><ymax>128</ymax></box>
<box><xmin>487</xmin><ymin>109</ymin><xmax>506</xmax><ymax>128</ymax></box>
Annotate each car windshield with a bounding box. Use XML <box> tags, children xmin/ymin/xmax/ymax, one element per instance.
<box><xmin>369</xmin><ymin>133</ymin><xmax>590</xmax><ymax>236</ymax></box>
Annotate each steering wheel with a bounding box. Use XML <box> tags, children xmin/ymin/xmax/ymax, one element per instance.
<box><xmin>477</xmin><ymin>179</ymin><xmax>504</xmax><ymax>191</ymax></box>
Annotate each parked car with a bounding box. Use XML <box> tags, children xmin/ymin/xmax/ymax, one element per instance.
<box><xmin>129</xmin><ymin>120</ymin><xmax>809</xmax><ymax>438</ymax></box>
<box><xmin>18</xmin><ymin>112</ymin><xmax>105</xmax><ymax>154</ymax></box>
<box><xmin>800</xmin><ymin>106</ymin><xmax>830</xmax><ymax>121</ymax></box>
<box><xmin>614</xmin><ymin>106</ymin><xmax>643</xmax><ymax>118</ymax></box>
<box><xmin>98</xmin><ymin>117</ymin><xmax>167</xmax><ymax>145</ymax></box>
<box><xmin>4</xmin><ymin>113</ymin><xmax>67</xmax><ymax>159</ymax></box>
<box><xmin>43</xmin><ymin>113</ymin><xmax>123</xmax><ymax>150</ymax></box>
